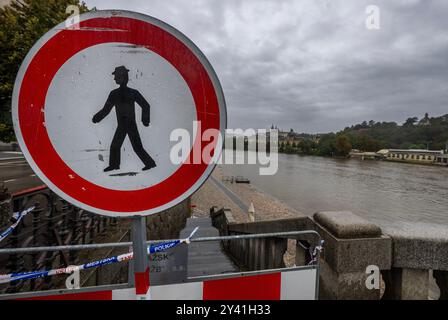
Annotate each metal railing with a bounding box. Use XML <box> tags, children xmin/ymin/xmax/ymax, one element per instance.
<box><xmin>0</xmin><ymin>230</ymin><xmax>320</xmax><ymax>254</ymax></box>
<box><xmin>0</xmin><ymin>187</ymin><xmax>121</xmax><ymax>293</ymax></box>
<box><xmin>0</xmin><ymin>229</ymin><xmax>322</xmax><ymax>299</ymax></box>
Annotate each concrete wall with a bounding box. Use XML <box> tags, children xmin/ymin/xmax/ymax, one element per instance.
<box><xmin>313</xmin><ymin>211</ymin><xmax>392</xmax><ymax>299</ymax></box>
<box><xmin>211</xmin><ymin>206</ymin><xmax>448</xmax><ymax>300</ymax></box>
<box><xmin>381</xmin><ymin>222</ymin><xmax>448</xmax><ymax>300</ymax></box>
<box><xmin>210</xmin><ymin>206</ymin><xmax>314</xmax><ymax>271</ymax></box>
<box><xmin>146</xmin><ymin>197</ymin><xmax>191</xmax><ymax>240</ymax></box>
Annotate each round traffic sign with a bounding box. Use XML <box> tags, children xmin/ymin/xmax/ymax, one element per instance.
<box><xmin>12</xmin><ymin>10</ymin><xmax>226</xmax><ymax>217</ymax></box>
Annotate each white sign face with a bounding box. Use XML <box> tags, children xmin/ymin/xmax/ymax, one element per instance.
<box><xmin>45</xmin><ymin>43</ymin><xmax>196</xmax><ymax>190</ymax></box>
<box><xmin>12</xmin><ymin>10</ymin><xmax>226</xmax><ymax>217</ymax></box>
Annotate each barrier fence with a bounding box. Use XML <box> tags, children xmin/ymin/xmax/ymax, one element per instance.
<box><xmin>0</xmin><ymin>187</ymin><xmax>121</xmax><ymax>293</ymax></box>
<box><xmin>0</xmin><ymin>229</ymin><xmax>322</xmax><ymax>300</ymax></box>
<box><xmin>0</xmin><ymin>227</ymin><xmax>199</xmax><ymax>284</ymax></box>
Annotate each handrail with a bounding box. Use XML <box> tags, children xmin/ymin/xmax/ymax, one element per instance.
<box><xmin>11</xmin><ymin>185</ymin><xmax>47</xmax><ymax>198</ymax></box>
<box><xmin>0</xmin><ymin>230</ymin><xmax>320</xmax><ymax>254</ymax></box>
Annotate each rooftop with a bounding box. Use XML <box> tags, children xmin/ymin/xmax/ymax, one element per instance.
<box><xmin>388</xmin><ymin>149</ymin><xmax>443</xmax><ymax>154</ymax></box>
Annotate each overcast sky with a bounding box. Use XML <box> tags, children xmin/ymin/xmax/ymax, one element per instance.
<box><xmin>87</xmin><ymin>0</ymin><xmax>448</xmax><ymax>133</ymax></box>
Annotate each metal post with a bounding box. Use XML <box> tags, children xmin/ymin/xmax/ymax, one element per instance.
<box><xmin>131</xmin><ymin>216</ymin><xmax>150</xmax><ymax>300</ymax></box>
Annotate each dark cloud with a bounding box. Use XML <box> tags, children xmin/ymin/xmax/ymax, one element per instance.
<box><xmin>88</xmin><ymin>0</ymin><xmax>448</xmax><ymax>133</ymax></box>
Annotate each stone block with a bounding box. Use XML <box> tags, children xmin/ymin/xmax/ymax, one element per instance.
<box><xmin>383</xmin><ymin>222</ymin><xmax>448</xmax><ymax>270</ymax></box>
<box><xmin>319</xmin><ymin>259</ymin><xmax>381</xmax><ymax>300</ymax></box>
<box><xmin>314</xmin><ymin>211</ymin><xmax>382</xmax><ymax>239</ymax></box>
<box><xmin>382</xmin><ymin>268</ymin><xmax>429</xmax><ymax>300</ymax></box>
<box><xmin>312</xmin><ymin>211</ymin><xmax>391</xmax><ymax>300</ymax></box>
<box><xmin>314</xmin><ymin>222</ymin><xmax>392</xmax><ymax>273</ymax></box>
<box><xmin>228</xmin><ymin>217</ymin><xmax>314</xmax><ymax>237</ymax></box>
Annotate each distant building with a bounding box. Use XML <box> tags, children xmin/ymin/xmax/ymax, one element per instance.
<box><xmin>376</xmin><ymin>149</ymin><xmax>389</xmax><ymax>156</ymax></box>
<box><xmin>383</xmin><ymin>149</ymin><xmax>444</xmax><ymax>164</ymax></box>
<box><xmin>349</xmin><ymin>151</ymin><xmax>379</xmax><ymax>160</ymax></box>
<box><xmin>278</xmin><ymin>131</ymin><xmax>288</xmax><ymax>141</ymax></box>
<box><xmin>418</xmin><ymin>113</ymin><xmax>431</xmax><ymax>126</ymax></box>
<box><xmin>435</xmin><ymin>154</ymin><xmax>448</xmax><ymax>166</ymax></box>
<box><xmin>270</xmin><ymin>126</ymin><xmax>304</xmax><ymax>144</ymax></box>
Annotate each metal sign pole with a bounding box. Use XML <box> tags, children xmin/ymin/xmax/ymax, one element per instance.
<box><xmin>131</xmin><ymin>216</ymin><xmax>150</xmax><ymax>300</ymax></box>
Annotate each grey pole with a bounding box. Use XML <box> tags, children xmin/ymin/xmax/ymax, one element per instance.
<box><xmin>131</xmin><ymin>216</ymin><xmax>149</xmax><ymax>300</ymax></box>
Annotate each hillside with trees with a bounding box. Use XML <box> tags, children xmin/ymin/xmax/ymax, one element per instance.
<box><xmin>279</xmin><ymin>113</ymin><xmax>448</xmax><ymax>157</ymax></box>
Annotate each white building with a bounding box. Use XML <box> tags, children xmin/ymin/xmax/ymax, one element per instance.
<box><xmin>384</xmin><ymin>149</ymin><xmax>444</xmax><ymax>164</ymax></box>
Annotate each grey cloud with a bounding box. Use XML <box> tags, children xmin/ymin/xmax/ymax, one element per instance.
<box><xmin>87</xmin><ymin>0</ymin><xmax>448</xmax><ymax>133</ymax></box>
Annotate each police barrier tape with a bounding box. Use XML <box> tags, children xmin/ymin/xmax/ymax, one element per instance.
<box><xmin>308</xmin><ymin>241</ymin><xmax>324</xmax><ymax>265</ymax></box>
<box><xmin>0</xmin><ymin>206</ymin><xmax>35</xmax><ymax>243</ymax></box>
<box><xmin>0</xmin><ymin>227</ymin><xmax>199</xmax><ymax>284</ymax></box>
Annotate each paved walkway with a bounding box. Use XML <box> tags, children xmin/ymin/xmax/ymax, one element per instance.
<box><xmin>210</xmin><ymin>175</ymin><xmax>249</xmax><ymax>212</ymax></box>
<box><xmin>191</xmin><ymin>166</ymin><xmax>303</xmax><ymax>223</ymax></box>
<box><xmin>180</xmin><ymin>216</ymin><xmax>238</xmax><ymax>278</ymax></box>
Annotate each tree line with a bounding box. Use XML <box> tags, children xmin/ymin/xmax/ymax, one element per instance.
<box><xmin>279</xmin><ymin>113</ymin><xmax>448</xmax><ymax>157</ymax></box>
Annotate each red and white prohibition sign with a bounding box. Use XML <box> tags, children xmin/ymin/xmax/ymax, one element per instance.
<box><xmin>12</xmin><ymin>10</ymin><xmax>226</xmax><ymax>217</ymax></box>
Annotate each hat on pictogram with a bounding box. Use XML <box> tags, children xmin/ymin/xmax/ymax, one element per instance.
<box><xmin>112</xmin><ymin>66</ymin><xmax>130</xmax><ymax>75</ymax></box>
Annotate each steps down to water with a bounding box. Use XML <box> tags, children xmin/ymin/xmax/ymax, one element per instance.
<box><xmin>180</xmin><ymin>217</ymin><xmax>238</xmax><ymax>277</ymax></box>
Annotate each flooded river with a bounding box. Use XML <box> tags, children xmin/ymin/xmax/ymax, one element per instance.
<box><xmin>222</xmin><ymin>152</ymin><xmax>448</xmax><ymax>228</ymax></box>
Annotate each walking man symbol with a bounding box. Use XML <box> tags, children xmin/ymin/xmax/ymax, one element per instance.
<box><xmin>92</xmin><ymin>66</ymin><xmax>157</xmax><ymax>172</ymax></box>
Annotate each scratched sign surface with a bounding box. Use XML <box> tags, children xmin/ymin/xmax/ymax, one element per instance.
<box><xmin>12</xmin><ymin>10</ymin><xmax>226</xmax><ymax>217</ymax></box>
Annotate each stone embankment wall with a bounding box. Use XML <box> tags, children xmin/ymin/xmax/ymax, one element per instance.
<box><xmin>210</xmin><ymin>206</ymin><xmax>316</xmax><ymax>271</ymax></box>
<box><xmin>146</xmin><ymin>197</ymin><xmax>191</xmax><ymax>240</ymax></box>
<box><xmin>313</xmin><ymin>211</ymin><xmax>391</xmax><ymax>299</ymax></box>
<box><xmin>211</xmin><ymin>206</ymin><xmax>448</xmax><ymax>300</ymax></box>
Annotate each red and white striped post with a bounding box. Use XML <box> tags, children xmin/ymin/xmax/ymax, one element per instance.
<box><xmin>131</xmin><ymin>217</ymin><xmax>150</xmax><ymax>300</ymax></box>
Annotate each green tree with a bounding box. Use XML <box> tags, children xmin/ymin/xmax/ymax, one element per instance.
<box><xmin>334</xmin><ymin>135</ymin><xmax>352</xmax><ymax>156</ymax></box>
<box><xmin>297</xmin><ymin>139</ymin><xmax>312</xmax><ymax>154</ymax></box>
<box><xmin>280</xmin><ymin>113</ymin><xmax>448</xmax><ymax>157</ymax></box>
<box><xmin>315</xmin><ymin>133</ymin><xmax>336</xmax><ymax>156</ymax></box>
<box><xmin>279</xmin><ymin>142</ymin><xmax>285</xmax><ymax>153</ymax></box>
<box><xmin>0</xmin><ymin>0</ymin><xmax>89</xmax><ymax>142</ymax></box>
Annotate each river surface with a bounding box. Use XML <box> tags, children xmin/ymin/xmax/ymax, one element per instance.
<box><xmin>221</xmin><ymin>152</ymin><xmax>448</xmax><ymax>228</ymax></box>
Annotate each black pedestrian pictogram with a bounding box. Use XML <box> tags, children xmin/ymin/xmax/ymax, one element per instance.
<box><xmin>92</xmin><ymin>66</ymin><xmax>157</xmax><ymax>172</ymax></box>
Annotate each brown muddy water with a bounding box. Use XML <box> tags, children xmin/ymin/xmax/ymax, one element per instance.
<box><xmin>221</xmin><ymin>152</ymin><xmax>448</xmax><ymax>228</ymax></box>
